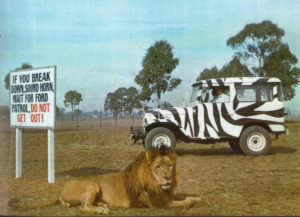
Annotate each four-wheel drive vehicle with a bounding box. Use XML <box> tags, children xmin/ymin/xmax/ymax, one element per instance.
<box><xmin>130</xmin><ymin>77</ymin><xmax>289</xmax><ymax>156</ymax></box>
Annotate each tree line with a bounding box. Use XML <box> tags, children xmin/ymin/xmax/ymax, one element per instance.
<box><xmin>4</xmin><ymin>20</ymin><xmax>300</xmax><ymax>120</ymax></box>
<box><xmin>104</xmin><ymin>87</ymin><xmax>141</xmax><ymax>118</ymax></box>
<box><xmin>104</xmin><ymin>20</ymin><xmax>300</xmax><ymax>118</ymax></box>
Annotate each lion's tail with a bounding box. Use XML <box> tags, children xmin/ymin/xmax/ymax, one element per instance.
<box><xmin>8</xmin><ymin>197</ymin><xmax>59</xmax><ymax>210</ymax></box>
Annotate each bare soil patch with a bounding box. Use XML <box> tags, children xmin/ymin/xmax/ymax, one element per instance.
<box><xmin>0</xmin><ymin>120</ymin><xmax>300</xmax><ymax>216</ymax></box>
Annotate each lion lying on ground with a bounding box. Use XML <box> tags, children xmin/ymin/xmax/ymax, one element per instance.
<box><xmin>8</xmin><ymin>145</ymin><xmax>201</xmax><ymax>214</ymax></box>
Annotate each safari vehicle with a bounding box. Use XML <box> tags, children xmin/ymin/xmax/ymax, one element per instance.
<box><xmin>130</xmin><ymin>77</ymin><xmax>288</xmax><ymax>156</ymax></box>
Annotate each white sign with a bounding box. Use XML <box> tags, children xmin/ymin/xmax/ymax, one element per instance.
<box><xmin>10</xmin><ymin>66</ymin><xmax>56</xmax><ymax>129</ymax></box>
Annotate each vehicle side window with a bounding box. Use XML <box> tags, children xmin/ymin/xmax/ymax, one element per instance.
<box><xmin>236</xmin><ymin>84</ymin><xmax>273</xmax><ymax>102</ymax></box>
<box><xmin>237</xmin><ymin>88</ymin><xmax>256</xmax><ymax>101</ymax></box>
<box><xmin>201</xmin><ymin>86</ymin><xmax>230</xmax><ymax>103</ymax></box>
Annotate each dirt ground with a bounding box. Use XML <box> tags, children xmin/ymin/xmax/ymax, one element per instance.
<box><xmin>0</xmin><ymin>119</ymin><xmax>300</xmax><ymax>216</ymax></box>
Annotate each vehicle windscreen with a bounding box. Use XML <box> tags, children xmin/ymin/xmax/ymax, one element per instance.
<box><xmin>190</xmin><ymin>86</ymin><xmax>200</xmax><ymax>103</ymax></box>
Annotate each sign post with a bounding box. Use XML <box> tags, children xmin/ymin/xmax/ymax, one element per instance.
<box><xmin>48</xmin><ymin>129</ymin><xmax>55</xmax><ymax>183</ymax></box>
<box><xmin>16</xmin><ymin>128</ymin><xmax>22</xmax><ymax>178</ymax></box>
<box><xmin>10</xmin><ymin>66</ymin><xmax>56</xmax><ymax>183</ymax></box>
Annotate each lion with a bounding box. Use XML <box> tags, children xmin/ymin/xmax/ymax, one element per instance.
<box><xmin>8</xmin><ymin>145</ymin><xmax>201</xmax><ymax>214</ymax></box>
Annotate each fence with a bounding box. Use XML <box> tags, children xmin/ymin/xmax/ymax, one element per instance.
<box><xmin>55</xmin><ymin>117</ymin><xmax>143</xmax><ymax>130</ymax></box>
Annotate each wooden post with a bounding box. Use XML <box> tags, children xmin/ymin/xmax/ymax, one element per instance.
<box><xmin>48</xmin><ymin>129</ymin><xmax>55</xmax><ymax>183</ymax></box>
<box><xmin>16</xmin><ymin>128</ymin><xmax>22</xmax><ymax>178</ymax></box>
<box><xmin>99</xmin><ymin>110</ymin><xmax>102</xmax><ymax>129</ymax></box>
<box><xmin>76</xmin><ymin>113</ymin><xmax>79</xmax><ymax>129</ymax></box>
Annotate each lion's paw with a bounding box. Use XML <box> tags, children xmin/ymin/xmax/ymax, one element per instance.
<box><xmin>95</xmin><ymin>206</ymin><xmax>110</xmax><ymax>215</ymax></box>
<box><xmin>59</xmin><ymin>198</ymin><xmax>70</xmax><ymax>208</ymax></box>
<box><xmin>187</xmin><ymin>196</ymin><xmax>201</xmax><ymax>207</ymax></box>
<box><xmin>96</xmin><ymin>202</ymin><xmax>108</xmax><ymax>208</ymax></box>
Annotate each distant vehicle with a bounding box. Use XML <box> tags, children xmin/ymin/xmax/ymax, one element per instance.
<box><xmin>130</xmin><ymin>77</ymin><xmax>289</xmax><ymax>156</ymax></box>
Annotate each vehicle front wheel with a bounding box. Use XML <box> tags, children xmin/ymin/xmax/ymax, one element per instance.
<box><xmin>239</xmin><ymin>126</ymin><xmax>271</xmax><ymax>156</ymax></box>
<box><xmin>145</xmin><ymin>127</ymin><xmax>176</xmax><ymax>150</ymax></box>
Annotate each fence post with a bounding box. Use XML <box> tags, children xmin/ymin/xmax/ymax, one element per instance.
<box><xmin>132</xmin><ymin>114</ymin><xmax>135</xmax><ymax>127</ymax></box>
<box><xmin>99</xmin><ymin>110</ymin><xmax>102</xmax><ymax>129</ymax></box>
<box><xmin>77</xmin><ymin>114</ymin><xmax>78</xmax><ymax>129</ymax></box>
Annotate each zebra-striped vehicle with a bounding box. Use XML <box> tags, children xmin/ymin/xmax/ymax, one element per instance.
<box><xmin>130</xmin><ymin>77</ymin><xmax>289</xmax><ymax>156</ymax></box>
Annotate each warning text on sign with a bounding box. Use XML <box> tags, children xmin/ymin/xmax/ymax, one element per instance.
<box><xmin>10</xmin><ymin>67</ymin><xmax>56</xmax><ymax>128</ymax></box>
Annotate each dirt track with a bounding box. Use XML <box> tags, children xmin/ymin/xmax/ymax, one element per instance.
<box><xmin>1</xmin><ymin>120</ymin><xmax>300</xmax><ymax>216</ymax></box>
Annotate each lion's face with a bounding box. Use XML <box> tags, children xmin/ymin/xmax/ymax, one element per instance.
<box><xmin>150</xmin><ymin>155</ymin><xmax>176</xmax><ymax>190</ymax></box>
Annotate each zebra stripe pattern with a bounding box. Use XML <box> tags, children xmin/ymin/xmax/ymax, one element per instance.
<box><xmin>145</xmin><ymin>77</ymin><xmax>285</xmax><ymax>139</ymax></box>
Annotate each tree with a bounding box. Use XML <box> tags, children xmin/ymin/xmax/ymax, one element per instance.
<box><xmin>135</xmin><ymin>40</ymin><xmax>181</xmax><ymax>108</ymax></box>
<box><xmin>64</xmin><ymin>90</ymin><xmax>83</xmax><ymax>121</ymax></box>
<box><xmin>123</xmin><ymin>87</ymin><xmax>141</xmax><ymax>117</ymax></box>
<box><xmin>227</xmin><ymin>20</ymin><xmax>284</xmax><ymax>76</ymax></box>
<box><xmin>104</xmin><ymin>92</ymin><xmax>113</xmax><ymax>116</ymax></box>
<box><xmin>219</xmin><ymin>57</ymin><xmax>253</xmax><ymax>78</ymax></box>
<box><xmin>107</xmin><ymin>87</ymin><xmax>142</xmax><ymax>118</ymax></box>
<box><xmin>74</xmin><ymin>109</ymin><xmax>81</xmax><ymax>129</ymax></box>
<box><xmin>4</xmin><ymin>63</ymin><xmax>33</xmax><ymax>90</ymax></box>
<box><xmin>109</xmin><ymin>87</ymin><xmax>127</xmax><ymax>118</ymax></box>
<box><xmin>263</xmin><ymin>44</ymin><xmax>300</xmax><ymax>100</ymax></box>
<box><xmin>227</xmin><ymin>20</ymin><xmax>300</xmax><ymax>100</ymax></box>
<box><xmin>197</xmin><ymin>58</ymin><xmax>252</xmax><ymax>81</ymax></box>
<box><xmin>197</xmin><ymin>66</ymin><xmax>219</xmax><ymax>81</ymax></box>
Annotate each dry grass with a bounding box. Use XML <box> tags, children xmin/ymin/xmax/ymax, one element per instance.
<box><xmin>0</xmin><ymin>121</ymin><xmax>300</xmax><ymax>216</ymax></box>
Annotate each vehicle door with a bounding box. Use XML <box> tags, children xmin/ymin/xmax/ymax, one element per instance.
<box><xmin>193</xmin><ymin>84</ymin><xmax>231</xmax><ymax>139</ymax></box>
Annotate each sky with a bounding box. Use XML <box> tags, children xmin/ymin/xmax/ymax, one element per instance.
<box><xmin>1</xmin><ymin>0</ymin><xmax>300</xmax><ymax>115</ymax></box>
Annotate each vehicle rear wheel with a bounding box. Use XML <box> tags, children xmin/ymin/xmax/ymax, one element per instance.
<box><xmin>145</xmin><ymin>127</ymin><xmax>176</xmax><ymax>150</ymax></box>
<box><xmin>239</xmin><ymin>126</ymin><xmax>271</xmax><ymax>156</ymax></box>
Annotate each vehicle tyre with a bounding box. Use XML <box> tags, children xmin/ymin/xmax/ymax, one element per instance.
<box><xmin>228</xmin><ymin>139</ymin><xmax>242</xmax><ymax>153</ymax></box>
<box><xmin>145</xmin><ymin>127</ymin><xmax>176</xmax><ymax>150</ymax></box>
<box><xmin>239</xmin><ymin>126</ymin><xmax>271</xmax><ymax>156</ymax></box>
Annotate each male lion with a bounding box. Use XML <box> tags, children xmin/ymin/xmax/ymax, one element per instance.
<box><xmin>8</xmin><ymin>145</ymin><xmax>201</xmax><ymax>214</ymax></box>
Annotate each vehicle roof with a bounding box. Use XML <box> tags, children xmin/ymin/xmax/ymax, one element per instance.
<box><xmin>192</xmin><ymin>77</ymin><xmax>281</xmax><ymax>87</ymax></box>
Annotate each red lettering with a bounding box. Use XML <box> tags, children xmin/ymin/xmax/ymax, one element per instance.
<box><xmin>17</xmin><ymin>114</ymin><xmax>26</xmax><ymax>122</ymax></box>
<box><xmin>30</xmin><ymin>114</ymin><xmax>44</xmax><ymax>123</ymax></box>
<box><xmin>31</xmin><ymin>104</ymin><xmax>38</xmax><ymax>113</ymax></box>
<box><xmin>39</xmin><ymin>103</ymin><xmax>50</xmax><ymax>112</ymax></box>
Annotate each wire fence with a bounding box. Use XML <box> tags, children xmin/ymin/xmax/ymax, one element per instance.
<box><xmin>1</xmin><ymin>116</ymin><xmax>299</xmax><ymax>133</ymax></box>
<box><xmin>0</xmin><ymin>117</ymin><xmax>143</xmax><ymax>133</ymax></box>
<box><xmin>54</xmin><ymin>117</ymin><xmax>143</xmax><ymax>130</ymax></box>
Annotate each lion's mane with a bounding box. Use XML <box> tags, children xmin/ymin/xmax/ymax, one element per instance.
<box><xmin>122</xmin><ymin>146</ymin><xmax>178</xmax><ymax>208</ymax></box>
